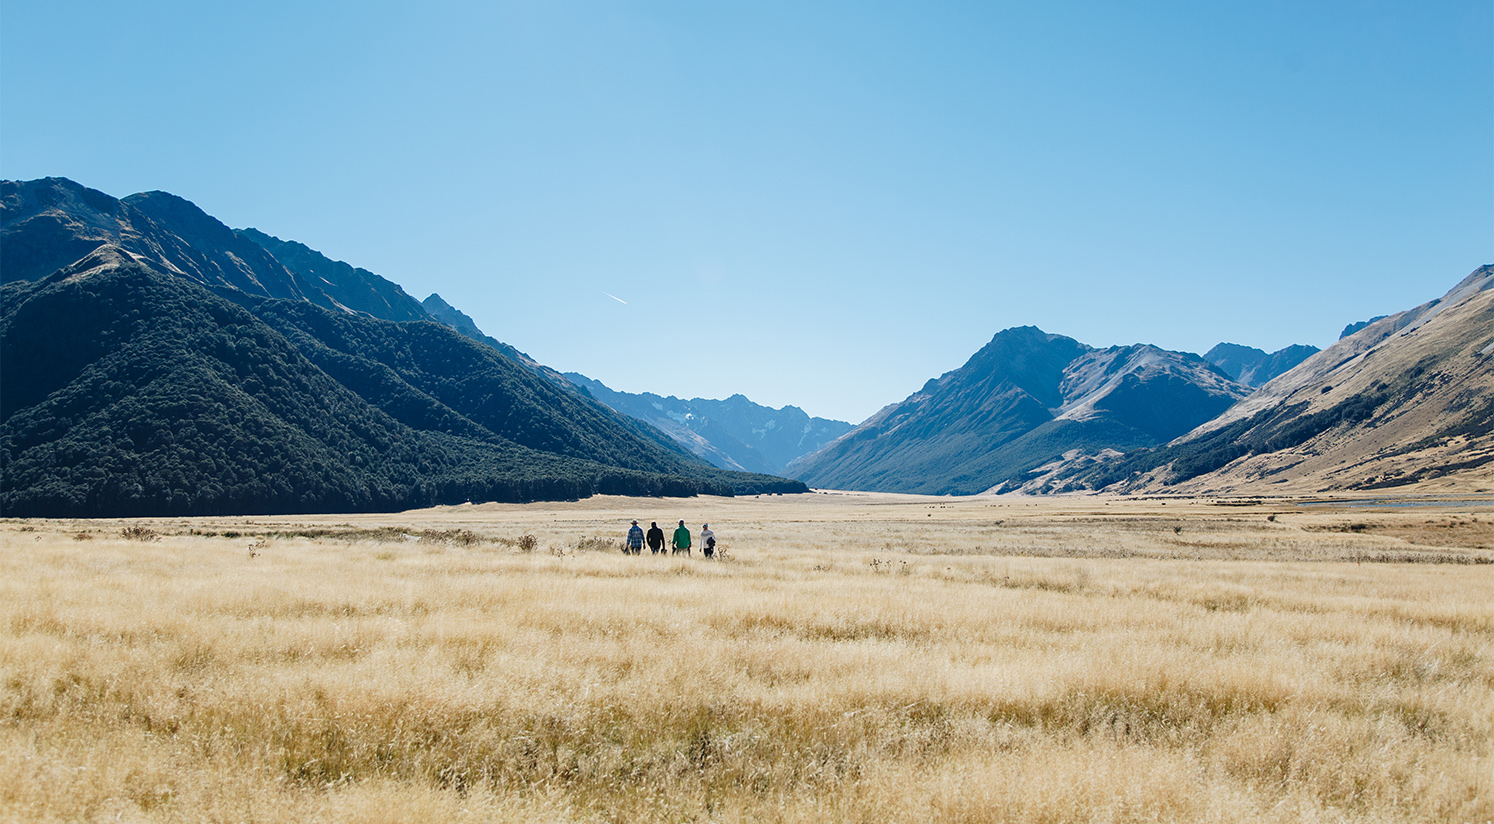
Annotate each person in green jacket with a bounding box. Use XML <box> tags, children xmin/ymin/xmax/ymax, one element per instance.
<box><xmin>671</xmin><ymin>520</ymin><xmax>691</xmax><ymax>555</ymax></box>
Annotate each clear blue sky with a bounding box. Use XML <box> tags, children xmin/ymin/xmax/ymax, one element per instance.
<box><xmin>4</xmin><ymin>1</ymin><xmax>1490</xmax><ymax>423</ymax></box>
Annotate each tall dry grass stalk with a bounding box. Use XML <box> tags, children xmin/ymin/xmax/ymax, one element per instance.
<box><xmin>1</xmin><ymin>494</ymin><xmax>1490</xmax><ymax>822</ymax></box>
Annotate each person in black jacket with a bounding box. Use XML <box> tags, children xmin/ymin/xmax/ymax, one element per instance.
<box><xmin>645</xmin><ymin>521</ymin><xmax>666</xmax><ymax>555</ymax></box>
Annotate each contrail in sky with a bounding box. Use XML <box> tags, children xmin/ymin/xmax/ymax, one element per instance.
<box><xmin>602</xmin><ymin>291</ymin><xmax>628</xmax><ymax>305</ymax></box>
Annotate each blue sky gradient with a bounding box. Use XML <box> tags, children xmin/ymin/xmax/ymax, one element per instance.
<box><xmin>4</xmin><ymin>1</ymin><xmax>1490</xmax><ymax>422</ymax></box>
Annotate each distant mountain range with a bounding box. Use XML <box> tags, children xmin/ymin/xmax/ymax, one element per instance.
<box><xmin>0</xmin><ymin>178</ymin><xmax>804</xmax><ymax>516</ymax></box>
<box><xmin>788</xmin><ymin>329</ymin><xmax>1252</xmax><ymax>495</ymax></box>
<box><xmin>562</xmin><ymin>374</ymin><xmax>853</xmax><ymax>475</ymax></box>
<box><xmin>1202</xmin><ymin>342</ymin><xmax>1319</xmax><ymax>387</ymax></box>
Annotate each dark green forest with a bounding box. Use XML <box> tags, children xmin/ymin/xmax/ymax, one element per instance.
<box><xmin>0</xmin><ymin>251</ymin><xmax>802</xmax><ymax>518</ymax></box>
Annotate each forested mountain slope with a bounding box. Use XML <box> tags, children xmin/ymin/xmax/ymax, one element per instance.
<box><xmin>242</xmin><ymin>299</ymin><xmax>711</xmax><ymax>475</ymax></box>
<box><xmin>0</xmin><ymin>248</ymin><xmax>801</xmax><ymax>517</ymax></box>
<box><xmin>1</xmin><ymin>179</ymin><xmax>805</xmax><ymax>516</ymax></box>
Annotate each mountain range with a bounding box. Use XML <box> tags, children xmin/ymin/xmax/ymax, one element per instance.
<box><xmin>787</xmin><ymin>270</ymin><xmax>1491</xmax><ymax>497</ymax></box>
<box><xmin>4</xmin><ymin>176</ymin><xmax>1487</xmax><ymax>510</ymax></box>
<box><xmin>1</xmin><ymin>178</ymin><xmax>804</xmax><ymax>516</ymax></box>
<box><xmin>563</xmin><ymin>374</ymin><xmax>853</xmax><ymax>476</ymax></box>
<box><xmin>1202</xmin><ymin>342</ymin><xmax>1319</xmax><ymax>387</ymax></box>
<box><xmin>788</xmin><ymin>330</ymin><xmax>1252</xmax><ymax>495</ymax></box>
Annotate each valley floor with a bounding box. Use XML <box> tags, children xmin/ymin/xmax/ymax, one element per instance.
<box><xmin>2</xmin><ymin>492</ymin><xmax>1491</xmax><ymax>823</ymax></box>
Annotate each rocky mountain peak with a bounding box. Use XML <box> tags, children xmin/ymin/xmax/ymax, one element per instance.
<box><xmin>1204</xmin><ymin>341</ymin><xmax>1320</xmax><ymax>387</ymax></box>
<box><xmin>789</xmin><ymin>326</ymin><xmax>1250</xmax><ymax>495</ymax></box>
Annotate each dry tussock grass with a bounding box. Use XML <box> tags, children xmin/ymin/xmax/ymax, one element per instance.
<box><xmin>1</xmin><ymin>493</ymin><xmax>1491</xmax><ymax>822</ymax></box>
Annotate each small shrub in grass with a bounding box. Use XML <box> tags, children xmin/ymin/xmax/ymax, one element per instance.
<box><xmin>516</xmin><ymin>534</ymin><xmax>539</xmax><ymax>553</ymax></box>
<box><xmin>120</xmin><ymin>526</ymin><xmax>159</xmax><ymax>541</ymax></box>
<box><xmin>419</xmin><ymin>529</ymin><xmax>483</xmax><ymax>546</ymax></box>
<box><xmin>575</xmin><ymin>536</ymin><xmax>618</xmax><ymax>553</ymax></box>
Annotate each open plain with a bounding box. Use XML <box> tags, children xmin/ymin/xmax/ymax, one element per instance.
<box><xmin>2</xmin><ymin>492</ymin><xmax>1491</xmax><ymax>823</ymax></box>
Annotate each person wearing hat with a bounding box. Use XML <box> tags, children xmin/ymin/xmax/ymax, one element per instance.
<box><xmin>671</xmin><ymin>520</ymin><xmax>691</xmax><ymax>555</ymax></box>
<box><xmin>625</xmin><ymin>520</ymin><xmax>645</xmax><ymax>555</ymax></box>
<box><xmin>700</xmin><ymin>523</ymin><xmax>717</xmax><ymax>559</ymax></box>
<box><xmin>645</xmin><ymin>521</ymin><xmax>666</xmax><ymax>555</ymax></box>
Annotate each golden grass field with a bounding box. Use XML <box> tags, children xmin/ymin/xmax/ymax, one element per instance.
<box><xmin>2</xmin><ymin>491</ymin><xmax>1491</xmax><ymax>823</ymax></box>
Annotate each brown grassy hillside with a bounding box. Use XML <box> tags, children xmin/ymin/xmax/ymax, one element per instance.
<box><xmin>1084</xmin><ymin>267</ymin><xmax>1494</xmax><ymax>497</ymax></box>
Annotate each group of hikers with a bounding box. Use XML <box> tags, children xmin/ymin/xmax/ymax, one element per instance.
<box><xmin>625</xmin><ymin>520</ymin><xmax>717</xmax><ymax>558</ymax></box>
